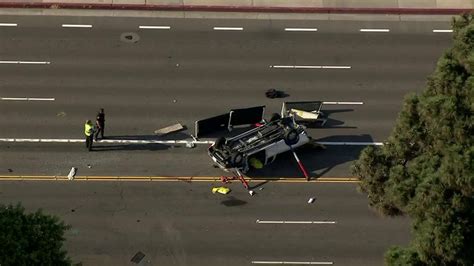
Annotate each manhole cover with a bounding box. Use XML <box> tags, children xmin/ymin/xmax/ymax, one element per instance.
<box><xmin>120</xmin><ymin>32</ymin><xmax>140</xmax><ymax>43</ymax></box>
<box><xmin>131</xmin><ymin>251</ymin><xmax>145</xmax><ymax>264</ymax></box>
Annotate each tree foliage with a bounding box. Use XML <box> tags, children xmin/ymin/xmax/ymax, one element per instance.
<box><xmin>0</xmin><ymin>203</ymin><xmax>71</xmax><ymax>266</ymax></box>
<box><xmin>352</xmin><ymin>13</ymin><xmax>474</xmax><ymax>265</ymax></box>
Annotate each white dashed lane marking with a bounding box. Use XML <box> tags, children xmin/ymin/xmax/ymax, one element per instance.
<box><xmin>213</xmin><ymin>27</ymin><xmax>244</xmax><ymax>31</ymax></box>
<box><xmin>256</xmin><ymin>220</ymin><xmax>337</xmax><ymax>224</ymax></box>
<box><xmin>0</xmin><ymin>61</ymin><xmax>50</xmax><ymax>65</ymax></box>
<box><xmin>284</xmin><ymin>28</ymin><xmax>318</xmax><ymax>32</ymax></box>
<box><xmin>433</xmin><ymin>29</ymin><xmax>453</xmax><ymax>33</ymax></box>
<box><xmin>0</xmin><ymin>23</ymin><xmax>17</xmax><ymax>27</ymax></box>
<box><xmin>139</xmin><ymin>25</ymin><xmax>171</xmax><ymax>30</ymax></box>
<box><xmin>62</xmin><ymin>24</ymin><xmax>93</xmax><ymax>28</ymax></box>
<box><xmin>251</xmin><ymin>261</ymin><xmax>333</xmax><ymax>265</ymax></box>
<box><xmin>1</xmin><ymin>97</ymin><xmax>55</xmax><ymax>101</ymax></box>
<box><xmin>270</xmin><ymin>65</ymin><xmax>351</xmax><ymax>69</ymax></box>
<box><xmin>360</xmin><ymin>28</ymin><xmax>390</xmax><ymax>32</ymax></box>
<box><xmin>322</xmin><ymin>101</ymin><xmax>363</xmax><ymax>105</ymax></box>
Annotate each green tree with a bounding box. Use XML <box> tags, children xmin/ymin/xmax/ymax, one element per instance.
<box><xmin>0</xmin><ymin>203</ymin><xmax>71</xmax><ymax>266</ymax></box>
<box><xmin>352</xmin><ymin>13</ymin><xmax>474</xmax><ymax>265</ymax></box>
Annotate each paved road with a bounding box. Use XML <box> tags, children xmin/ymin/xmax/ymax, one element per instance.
<box><xmin>0</xmin><ymin>14</ymin><xmax>452</xmax><ymax>265</ymax></box>
<box><xmin>0</xmin><ymin>181</ymin><xmax>410</xmax><ymax>266</ymax></box>
<box><xmin>0</xmin><ymin>15</ymin><xmax>452</xmax><ymax>177</ymax></box>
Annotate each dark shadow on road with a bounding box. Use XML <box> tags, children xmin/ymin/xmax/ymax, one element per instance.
<box><xmin>303</xmin><ymin>108</ymin><xmax>357</xmax><ymax>129</ymax></box>
<box><xmin>245</xmin><ymin>134</ymin><xmax>374</xmax><ymax>179</ymax></box>
<box><xmin>91</xmin><ymin>143</ymin><xmax>170</xmax><ymax>152</ymax></box>
<box><xmin>103</xmin><ymin>131</ymin><xmax>191</xmax><ymax>141</ymax></box>
<box><xmin>221</xmin><ymin>196</ymin><xmax>247</xmax><ymax>207</ymax></box>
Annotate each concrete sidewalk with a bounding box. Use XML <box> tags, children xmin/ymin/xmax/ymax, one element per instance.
<box><xmin>0</xmin><ymin>0</ymin><xmax>472</xmax><ymax>14</ymax></box>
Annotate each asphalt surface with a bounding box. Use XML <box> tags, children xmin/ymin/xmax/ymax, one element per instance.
<box><xmin>0</xmin><ymin>15</ymin><xmax>452</xmax><ymax>177</ymax></box>
<box><xmin>0</xmin><ymin>181</ymin><xmax>410</xmax><ymax>266</ymax></box>
<box><xmin>0</xmin><ymin>14</ymin><xmax>453</xmax><ymax>265</ymax></box>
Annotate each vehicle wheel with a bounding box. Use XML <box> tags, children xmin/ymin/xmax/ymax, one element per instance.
<box><xmin>284</xmin><ymin>129</ymin><xmax>299</xmax><ymax>145</ymax></box>
<box><xmin>214</xmin><ymin>137</ymin><xmax>225</xmax><ymax>149</ymax></box>
<box><xmin>230</xmin><ymin>152</ymin><xmax>244</xmax><ymax>167</ymax></box>
<box><xmin>270</xmin><ymin>113</ymin><xmax>281</xmax><ymax>122</ymax></box>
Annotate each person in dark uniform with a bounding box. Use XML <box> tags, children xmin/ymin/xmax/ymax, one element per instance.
<box><xmin>94</xmin><ymin>108</ymin><xmax>105</xmax><ymax>141</ymax></box>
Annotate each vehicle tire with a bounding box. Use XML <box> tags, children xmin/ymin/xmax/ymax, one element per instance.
<box><xmin>230</xmin><ymin>152</ymin><xmax>244</xmax><ymax>167</ymax></box>
<box><xmin>214</xmin><ymin>137</ymin><xmax>225</xmax><ymax>149</ymax></box>
<box><xmin>270</xmin><ymin>113</ymin><xmax>281</xmax><ymax>122</ymax></box>
<box><xmin>284</xmin><ymin>129</ymin><xmax>299</xmax><ymax>146</ymax></box>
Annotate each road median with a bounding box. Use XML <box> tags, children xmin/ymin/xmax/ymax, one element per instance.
<box><xmin>0</xmin><ymin>175</ymin><xmax>360</xmax><ymax>182</ymax></box>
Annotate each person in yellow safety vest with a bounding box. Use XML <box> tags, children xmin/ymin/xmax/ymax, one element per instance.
<box><xmin>84</xmin><ymin>120</ymin><xmax>94</xmax><ymax>151</ymax></box>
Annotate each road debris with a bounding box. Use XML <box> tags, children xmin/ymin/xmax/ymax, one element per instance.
<box><xmin>265</xmin><ymin>88</ymin><xmax>287</xmax><ymax>99</ymax></box>
<box><xmin>67</xmin><ymin>167</ymin><xmax>77</xmax><ymax>180</ymax></box>
<box><xmin>308</xmin><ymin>197</ymin><xmax>316</xmax><ymax>204</ymax></box>
<box><xmin>154</xmin><ymin>123</ymin><xmax>184</xmax><ymax>137</ymax></box>
<box><xmin>185</xmin><ymin>141</ymin><xmax>195</xmax><ymax>148</ymax></box>
<box><xmin>212</xmin><ymin>186</ymin><xmax>231</xmax><ymax>195</ymax></box>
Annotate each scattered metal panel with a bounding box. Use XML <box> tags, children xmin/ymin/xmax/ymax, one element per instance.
<box><xmin>229</xmin><ymin>106</ymin><xmax>265</xmax><ymax>127</ymax></box>
<box><xmin>195</xmin><ymin>113</ymin><xmax>230</xmax><ymax>138</ymax></box>
<box><xmin>281</xmin><ymin>101</ymin><xmax>325</xmax><ymax>124</ymax></box>
<box><xmin>281</xmin><ymin>101</ymin><xmax>323</xmax><ymax>115</ymax></box>
<box><xmin>154</xmin><ymin>123</ymin><xmax>185</xmax><ymax>137</ymax></box>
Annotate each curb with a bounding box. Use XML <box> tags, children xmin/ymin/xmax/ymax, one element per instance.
<box><xmin>0</xmin><ymin>2</ymin><xmax>471</xmax><ymax>15</ymax></box>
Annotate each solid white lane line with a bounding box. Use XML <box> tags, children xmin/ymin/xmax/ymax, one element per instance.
<box><xmin>62</xmin><ymin>24</ymin><xmax>92</xmax><ymax>28</ymax></box>
<box><xmin>270</xmin><ymin>65</ymin><xmax>351</xmax><ymax>69</ymax></box>
<box><xmin>139</xmin><ymin>25</ymin><xmax>171</xmax><ymax>30</ymax></box>
<box><xmin>318</xmin><ymin>141</ymin><xmax>384</xmax><ymax>146</ymax></box>
<box><xmin>19</xmin><ymin>61</ymin><xmax>51</xmax><ymax>65</ymax></box>
<box><xmin>14</xmin><ymin>138</ymin><xmax>40</xmax><ymax>142</ymax></box>
<box><xmin>433</xmin><ymin>29</ymin><xmax>453</xmax><ymax>33</ymax></box>
<box><xmin>0</xmin><ymin>61</ymin><xmax>50</xmax><ymax>65</ymax></box>
<box><xmin>256</xmin><ymin>220</ymin><xmax>337</xmax><ymax>224</ymax></box>
<box><xmin>0</xmin><ymin>138</ymin><xmax>214</xmax><ymax>145</ymax></box>
<box><xmin>1</xmin><ymin>97</ymin><xmax>27</xmax><ymax>101</ymax></box>
<box><xmin>213</xmin><ymin>27</ymin><xmax>243</xmax><ymax>31</ymax></box>
<box><xmin>284</xmin><ymin>28</ymin><xmax>318</xmax><ymax>32</ymax></box>
<box><xmin>360</xmin><ymin>28</ymin><xmax>390</xmax><ymax>32</ymax></box>
<box><xmin>1</xmin><ymin>97</ymin><xmax>55</xmax><ymax>101</ymax></box>
<box><xmin>252</xmin><ymin>261</ymin><xmax>333</xmax><ymax>265</ymax></box>
<box><xmin>0</xmin><ymin>138</ymin><xmax>385</xmax><ymax>146</ymax></box>
<box><xmin>0</xmin><ymin>23</ymin><xmax>17</xmax><ymax>27</ymax></box>
<box><xmin>26</xmin><ymin>98</ymin><xmax>55</xmax><ymax>101</ymax></box>
<box><xmin>323</xmin><ymin>101</ymin><xmax>363</xmax><ymax>105</ymax></box>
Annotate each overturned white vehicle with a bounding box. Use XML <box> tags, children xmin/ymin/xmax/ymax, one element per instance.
<box><xmin>194</xmin><ymin>101</ymin><xmax>325</xmax><ymax>176</ymax></box>
<box><xmin>208</xmin><ymin>115</ymin><xmax>310</xmax><ymax>173</ymax></box>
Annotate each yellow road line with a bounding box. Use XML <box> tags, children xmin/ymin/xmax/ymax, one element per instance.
<box><xmin>0</xmin><ymin>175</ymin><xmax>360</xmax><ymax>183</ymax></box>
